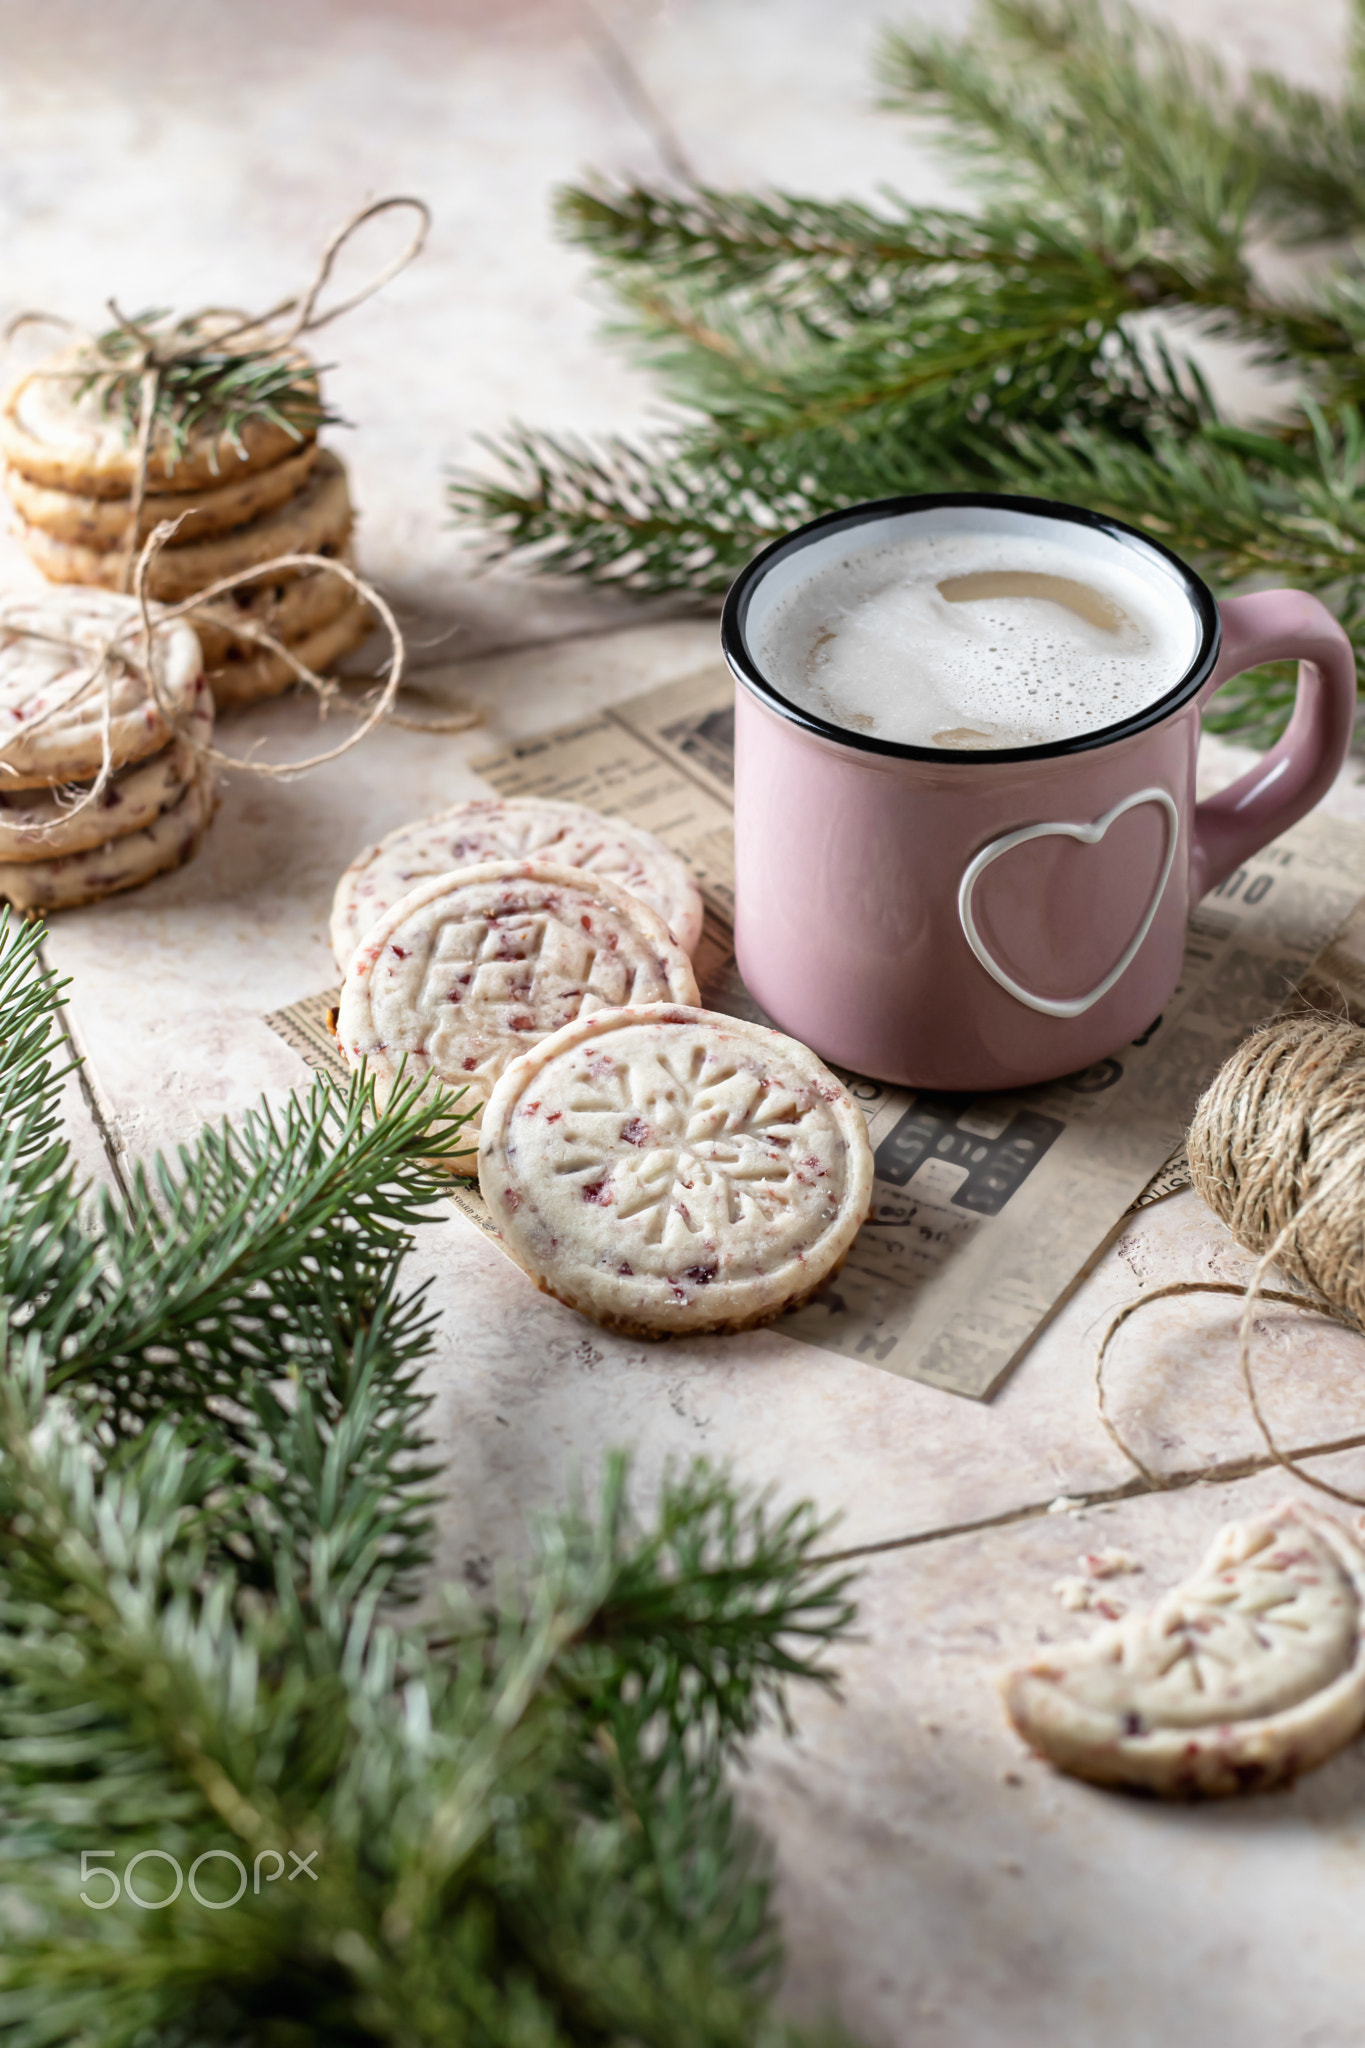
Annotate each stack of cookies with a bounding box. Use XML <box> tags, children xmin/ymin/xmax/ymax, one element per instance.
<box><xmin>0</xmin><ymin>587</ymin><xmax>216</xmax><ymax>912</ymax></box>
<box><xmin>1</xmin><ymin>327</ymin><xmax>370</xmax><ymax>710</ymax></box>
<box><xmin>329</xmin><ymin>796</ymin><xmax>875</xmax><ymax>1339</ymax></box>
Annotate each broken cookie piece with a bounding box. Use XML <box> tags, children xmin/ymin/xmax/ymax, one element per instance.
<box><xmin>1003</xmin><ymin>1500</ymin><xmax>1365</xmax><ymax>1796</ymax></box>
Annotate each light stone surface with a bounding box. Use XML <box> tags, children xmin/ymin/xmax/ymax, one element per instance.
<box><xmin>748</xmin><ymin>1465</ymin><xmax>1365</xmax><ymax>2048</ymax></box>
<box><xmin>5</xmin><ymin>1</ymin><xmax>1364</xmax><ymax>2041</ymax></box>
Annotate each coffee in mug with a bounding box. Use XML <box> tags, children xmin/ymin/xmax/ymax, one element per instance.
<box><xmin>750</xmin><ymin>525</ymin><xmax>1198</xmax><ymax>751</ymax></box>
<box><xmin>722</xmin><ymin>493</ymin><xmax>1356</xmax><ymax>1091</ymax></box>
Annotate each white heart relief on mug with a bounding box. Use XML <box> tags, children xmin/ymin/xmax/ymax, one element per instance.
<box><xmin>957</xmin><ymin>786</ymin><xmax>1180</xmax><ymax>1020</ymax></box>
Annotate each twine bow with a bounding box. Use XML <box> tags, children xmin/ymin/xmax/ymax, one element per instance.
<box><xmin>0</xmin><ymin>198</ymin><xmax>478</xmax><ymax>847</ymax></box>
<box><xmin>7</xmin><ymin>195</ymin><xmax>430</xmax><ymax>590</ymax></box>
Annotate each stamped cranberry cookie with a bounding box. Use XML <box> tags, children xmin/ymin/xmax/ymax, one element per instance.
<box><xmin>0</xmin><ymin>692</ymin><xmax>212</xmax><ymax>859</ymax></box>
<box><xmin>330</xmin><ymin>796</ymin><xmax>705</xmax><ymax>972</ymax></box>
<box><xmin>0</xmin><ymin>588</ymin><xmax>207</xmax><ymax>789</ymax></box>
<box><xmin>1002</xmin><ymin>1500</ymin><xmax>1365</xmax><ymax>1796</ymax></box>
<box><xmin>477</xmin><ymin>1004</ymin><xmax>874</xmax><ymax>1337</ymax></box>
<box><xmin>0</xmin><ymin>769</ymin><xmax>216</xmax><ymax>912</ymax></box>
<box><xmin>335</xmin><ymin>861</ymin><xmax>700</xmax><ymax>1170</ymax></box>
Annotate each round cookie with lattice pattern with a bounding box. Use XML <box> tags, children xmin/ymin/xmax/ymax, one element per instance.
<box><xmin>1002</xmin><ymin>1499</ymin><xmax>1365</xmax><ymax>1796</ymax></box>
<box><xmin>477</xmin><ymin>1004</ymin><xmax>874</xmax><ymax>1336</ymax></box>
<box><xmin>335</xmin><ymin>861</ymin><xmax>700</xmax><ymax>1172</ymax></box>
<box><xmin>331</xmin><ymin>796</ymin><xmax>705</xmax><ymax>971</ymax></box>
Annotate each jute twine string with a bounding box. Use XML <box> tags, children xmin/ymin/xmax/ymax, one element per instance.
<box><xmin>1096</xmin><ymin>1013</ymin><xmax>1365</xmax><ymax>1507</ymax></box>
<box><xmin>7</xmin><ymin>196</ymin><xmax>431</xmax><ymax>592</ymax></box>
<box><xmin>0</xmin><ymin>199</ymin><xmax>479</xmax><ymax>839</ymax></box>
<box><xmin>0</xmin><ymin>521</ymin><xmax>477</xmax><ymax>842</ymax></box>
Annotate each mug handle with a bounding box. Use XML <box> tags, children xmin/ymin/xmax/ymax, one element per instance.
<box><xmin>1190</xmin><ymin>589</ymin><xmax>1357</xmax><ymax>898</ymax></box>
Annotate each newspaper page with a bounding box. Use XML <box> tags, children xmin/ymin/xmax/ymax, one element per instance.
<box><xmin>266</xmin><ymin>661</ymin><xmax>1365</xmax><ymax>1400</ymax></box>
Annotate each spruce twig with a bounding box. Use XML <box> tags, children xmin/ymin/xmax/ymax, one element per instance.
<box><xmin>452</xmin><ymin>0</ymin><xmax>1365</xmax><ymax>740</ymax></box>
<box><xmin>0</xmin><ymin>910</ymin><xmax>858</xmax><ymax>2046</ymax></box>
<box><xmin>73</xmin><ymin>310</ymin><xmax>341</xmax><ymax>464</ymax></box>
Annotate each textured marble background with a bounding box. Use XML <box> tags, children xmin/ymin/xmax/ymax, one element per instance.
<box><xmin>5</xmin><ymin>4</ymin><xmax>1365</xmax><ymax>2043</ymax></box>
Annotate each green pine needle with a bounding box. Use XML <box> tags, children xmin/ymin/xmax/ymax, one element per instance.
<box><xmin>0</xmin><ymin>909</ymin><xmax>858</xmax><ymax>2047</ymax></box>
<box><xmin>76</xmin><ymin>310</ymin><xmax>342</xmax><ymax>465</ymax></box>
<box><xmin>452</xmin><ymin>0</ymin><xmax>1365</xmax><ymax>741</ymax></box>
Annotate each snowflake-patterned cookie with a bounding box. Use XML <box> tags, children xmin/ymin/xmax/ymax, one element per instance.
<box><xmin>329</xmin><ymin>796</ymin><xmax>705</xmax><ymax>971</ymax></box>
<box><xmin>1002</xmin><ymin>1500</ymin><xmax>1365</xmax><ymax>1796</ymax></box>
<box><xmin>477</xmin><ymin>1004</ymin><xmax>874</xmax><ymax>1336</ymax></box>
<box><xmin>335</xmin><ymin>862</ymin><xmax>700</xmax><ymax>1173</ymax></box>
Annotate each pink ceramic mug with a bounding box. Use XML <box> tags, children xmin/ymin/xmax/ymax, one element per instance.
<box><xmin>721</xmin><ymin>493</ymin><xmax>1357</xmax><ymax>1090</ymax></box>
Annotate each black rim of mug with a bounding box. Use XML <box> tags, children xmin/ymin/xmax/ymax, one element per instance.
<box><xmin>720</xmin><ymin>490</ymin><xmax>1224</xmax><ymax>764</ymax></box>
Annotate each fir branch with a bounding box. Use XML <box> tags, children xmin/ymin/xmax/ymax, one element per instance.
<box><xmin>559</xmin><ymin>182</ymin><xmax>1149</xmax><ymax>320</ymax></box>
<box><xmin>450</xmin><ymin>426</ymin><xmax>798</xmax><ymax>592</ymax></box>
<box><xmin>564</xmin><ymin>179</ymin><xmax>1365</xmax><ymax>401</ymax></box>
<box><xmin>0</xmin><ymin>928</ymin><xmax>95</xmax><ymax>1347</ymax></box>
<box><xmin>451</xmin><ymin>327</ymin><xmax>1218</xmax><ymax>596</ymax></box>
<box><xmin>607</xmin><ymin>267</ymin><xmax>1132</xmax><ymax>441</ymax></box>
<box><xmin>908</xmin><ymin>0</ymin><xmax>1365</xmax><ymax>255</ymax></box>
<box><xmin>1232</xmin><ymin>70</ymin><xmax>1365</xmax><ymax>240</ymax></box>
<box><xmin>66</xmin><ymin>1072</ymin><xmax>461</xmax><ymax>1391</ymax></box>
<box><xmin>546</xmin><ymin>1454</ymin><xmax>855</xmax><ymax>1744</ymax></box>
<box><xmin>877</xmin><ymin>0</ymin><xmax>1260</xmax><ymax>275</ymax></box>
<box><xmin>0</xmin><ymin>912</ymin><xmax>859</xmax><ymax>2046</ymax></box>
<box><xmin>453</xmin><ymin>0</ymin><xmax>1365</xmax><ymax>737</ymax></box>
<box><xmin>989</xmin><ymin>400</ymin><xmax>1365</xmax><ymax>590</ymax></box>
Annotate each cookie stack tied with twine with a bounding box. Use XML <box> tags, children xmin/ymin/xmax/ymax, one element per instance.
<box><xmin>1</xmin><ymin>199</ymin><xmax>428</xmax><ymax>711</ymax></box>
<box><xmin>0</xmin><ymin>587</ymin><xmax>215</xmax><ymax>911</ymax></box>
<box><xmin>0</xmin><ymin>487</ymin><xmax>432</xmax><ymax>915</ymax></box>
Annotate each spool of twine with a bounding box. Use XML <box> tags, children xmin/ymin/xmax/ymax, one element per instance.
<box><xmin>1097</xmin><ymin>1012</ymin><xmax>1365</xmax><ymax>1507</ymax></box>
<box><xmin>1187</xmin><ymin>1013</ymin><xmax>1365</xmax><ymax>1328</ymax></box>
